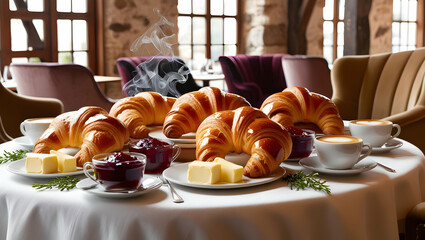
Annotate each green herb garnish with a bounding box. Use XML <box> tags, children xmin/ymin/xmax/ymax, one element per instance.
<box><xmin>0</xmin><ymin>149</ymin><xmax>29</xmax><ymax>164</ymax></box>
<box><xmin>283</xmin><ymin>170</ymin><xmax>331</xmax><ymax>194</ymax></box>
<box><xmin>32</xmin><ymin>176</ymin><xmax>80</xmax><ymax>191</ymax></box>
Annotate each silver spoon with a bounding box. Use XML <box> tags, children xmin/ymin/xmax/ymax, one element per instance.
<box><xmin>159</xmin><ymin>174</ymin><xmax>184</xmax><ymax>203</ymax></box>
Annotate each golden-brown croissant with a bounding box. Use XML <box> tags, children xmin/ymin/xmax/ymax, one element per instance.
<box><xmin>33</xmin><ymin>106</ymin><xmax>129</xmax><ymax>167</ymax></box>
<box><xmin>163</xmin><ymin>87</ymin><xmax>250</xmax><ymax>138</ymax></box>
<box><xmin>261</xmin><ymin>86</ymin><xmax>344</xmax><ymax>135</ymax></box>
<box><xmin>109</xmin><ymin>92</ymin><xmax>176</xmax><ymax>139</ymax></box>
<box><xmin>196</xmin><ymin>106</ymin><xmax>292</xmax><ymax>178</ymax></box>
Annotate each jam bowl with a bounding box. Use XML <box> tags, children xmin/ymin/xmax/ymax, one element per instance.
<box><xmin>128</xmin><ymin>137</ymin><xmax>181</xmax><ymax>174</ymax></box>
<box><xmin>83</xmin><ymin>151</ymin><xmax>147</xmax><ymax>191</ymax></box>
<box><xmin>286</xmin><ymin>127</ymin><xmax>315</xmax><ymax>160</ymax></box>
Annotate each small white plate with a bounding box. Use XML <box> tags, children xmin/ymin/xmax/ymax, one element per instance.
<box><xmin>370</xmin><ymin>139</ymin><xmax>403</xmax><ymax>154</ymax></box>
<box><xmin>163</xmin><ymin>162</ymin><xmax>286</xmax><ymax>189</ymax></box>
<box><xmin>7</xmin><ymin>159</ymin><xmax>85</xmax><ymax>178</ymax></box>
<box><xmin>299</xmin><ymin>156</ymin><xmax>377</xmax><ymax>175</ymax></box>
<box><xmin>12</xmin><ymin>136</ymin><xmax>34</xmax><ymax>150</ymax></box>
<box><xmin>148</xmin><ymin>129</ymin><xmax>196</xmax><ymax>144</ymax></box>
<box><xmin>77</xmin><ymin>177</ymin><xmax>162</xmax><ymax>199</ymax></box>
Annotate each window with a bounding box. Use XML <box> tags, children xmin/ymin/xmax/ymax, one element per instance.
<box><xmin>0</xmin><ymin>0</ymin><xmax>96</xmax><ymax>71</ymax></box>
<box><xmin>177</xmin><ymin>0</ymin><xmax>239</xmax><ymax>70</ymax></box>
<box><xmin>323</xmin><ymin>0</ymin><xmax>345</xmax><ymax>64</ymax></box>
<box><xmin>392</xmin><ymin>0</ymin><xmax>418</xmax><ymax>52</ymax></box>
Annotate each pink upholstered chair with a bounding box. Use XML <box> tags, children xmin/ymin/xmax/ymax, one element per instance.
<box><xmin>10</xmin><ymin>63</ymin><xmax>116</xmax><ymax>112</ymax></box>
<box><xmin>281</xmin><ymin>55</ymin><xmax>333</xmax><ymax>98</ymax></box>
<box><xmin>116</xmin><ymin>56</ymin><xmax>201</xmax><ymax>97</ymax></box>
<box><xmin>218</xmin><ymin>54</ymin><xmax>288</xmax><ymax>108</ymax></box>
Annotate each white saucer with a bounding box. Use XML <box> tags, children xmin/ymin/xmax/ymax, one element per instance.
<box><xmin>148</xmin><ymin>129</ymin><xmax>196</xmax><ymax>144</ymax></box>
<box><xmin>370</xmin><ymin>139</ymin><xmax>403</xmax><ymax>154</ymax></box>
<box><xmin>7</xmin><ymin>159</ymin><xmax>85</xmax><ymax>178</ymax></box>
<box><xmin>77</xmin><ymin>177</ymin><xmax>162</xmax><ymax>199</ymax></box>
<box><xmin>12</xmin><ymin>136</ymin><xmax>34</xmax><ymax>150</ymax></box>
<box><xmin>299</xmin><ymin>156</ymin><xmax>377</xmax><ymax>175</ymax></box>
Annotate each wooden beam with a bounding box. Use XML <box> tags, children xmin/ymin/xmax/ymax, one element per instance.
<box><xmin>344</xmin><ymin>0</ymin><xmax>372</xmax><ymax>55</ymax></box>
<box><xmin>287</xmin><ymin>0</ymin><xmax>317</xmax><ymax>54</ymax></box>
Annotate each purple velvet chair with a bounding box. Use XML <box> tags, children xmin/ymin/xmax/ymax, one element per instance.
<box><xmin>10</xmin><ymin>63</ymin><xmax>116</xmax><ymax>112</ymax></box>
<box><xmin>218</xmin><ymin>54</ymin><xmax>288</xmax><ymax>108</ymax></box>
<box><xmin>116</xmin><ymin>56</ymin><xmax>201</xmax><ymax>97</ymax></box>
<box><xmin>282</xmin><ymin>55</ymin><xmax>333</xmax><ymax>98</ymax></box>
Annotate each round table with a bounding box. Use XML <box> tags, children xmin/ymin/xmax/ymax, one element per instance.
<box><xmin>1</xmin><ymin>139</ymin><xmax>424</xmax><ymax>240</ymax></box>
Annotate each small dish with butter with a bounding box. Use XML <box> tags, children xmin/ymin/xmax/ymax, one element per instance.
<box><xmin>163</xmin><ymin>158</ymin><xmax>286</xmax><ymax>189</ymax></box>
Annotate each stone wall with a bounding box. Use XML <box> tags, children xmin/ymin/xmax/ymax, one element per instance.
<box><xmin>369</xmin><ymin>0</ymin><xmax>393</xmax><ymax>54</ymax></box>
<box><xmin>103</xmin><ymin>0</ymin><xmax>178</xmax><ymax>77</ymax></box>
<box><xmin>243</xmin><ymin>0</ymin><xmax>287</xmax><ymax>54</ymax></box>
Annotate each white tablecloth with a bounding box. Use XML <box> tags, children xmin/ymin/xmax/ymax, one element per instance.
<box><xmin>1</xmin><ymin>139</ymin><xmax>425</xmax><ymax>240</ymax></box>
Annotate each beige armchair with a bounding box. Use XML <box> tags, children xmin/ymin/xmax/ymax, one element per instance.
<box><xmin>0</xmin><ymin>81</ymin><xmax>63</xmax><ymax>142</ymax></box>
<box><xmin>331</xmin><ymin>47</ymin><xmax>425</xmax><ymax>152</ymax></box>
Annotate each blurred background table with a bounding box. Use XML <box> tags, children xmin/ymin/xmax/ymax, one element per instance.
<box><xmin>191</xmin><ymin>70</ymin><xmax>225</xmax><ymax>87</ymax></box>
<box><xmin>0</xmin><ymin>139</ymin><xmax>424</xmax><ymax>240</ymax></box>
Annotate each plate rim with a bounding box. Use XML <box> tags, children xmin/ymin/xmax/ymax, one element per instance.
<box><xmin>148</xmin><ymin>129</ymin><xmax>196</xmax><ymax>143</ymax></box>
<box><xmin>7</xmin><ymin>158</ymin><xmax>85</xmax><ymax>178</ymax></box>
<box><xmin>79</xmin><ymin>177</ymin><xmax>162</xmax><ymax>198</ymax></box>
<box><xmin>12</xmin><ymin>136</ymin><xmax>34</xmax><ymax>149</ymax></box>
<box><xmin>163</xmin><ymin>162</ymin><xmax>286</xmax><ymax>189</ymax></box>
<box><xmin>371</xmin><ymin>139</ymin><xmax>403</xmax><ymax>153</ymax></box>
<box><xmin>299</xmin><ymin>155</ymin><xmax>377</xmax><ymax>175</ymax></box>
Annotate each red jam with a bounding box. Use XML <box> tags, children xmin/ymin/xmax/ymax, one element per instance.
<box><xmin>94</xmin><ymin>152</ymin><xmax>145</xmax><ymax>190</ymax></box>
<box><xmin>129</xmin><ymin>137</ymin><xmax>173</xmax><ymax>174</ymax></box>
<box><xmin>286</xmin><ymin>127</ymin><xmax>314</xmax><ymax>159</ymax></box>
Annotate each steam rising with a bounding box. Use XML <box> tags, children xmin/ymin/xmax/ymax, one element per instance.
<box><xmin>124</xmin><ymin>9</ymin><xmax>190</xmax><ymax>97</ymax></box>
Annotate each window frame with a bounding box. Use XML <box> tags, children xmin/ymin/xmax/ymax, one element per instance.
<box><xmin>177</xmin><ymin>0</ymin><xmax>241</xmax><ymax>61</ymax></box>
<box><xmin>0</xmin><ymin>0</ymin><xmax>97</xmax><ymax>72</ymax></box>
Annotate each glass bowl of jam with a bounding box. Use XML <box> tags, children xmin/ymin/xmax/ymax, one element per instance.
<box><xmin>128</xmin><ymin>137</ymin><xmax>181</xmax><ymax>174</ymax></box>
<box><xmin>286</xmin><ymin>127</ymin><xmax>315</xmax><ymax>160</ymax></box>
<box><xmin>83</xmin><ymin>151</ymin><xmax>146</xmax><ymax>191</ymax></box>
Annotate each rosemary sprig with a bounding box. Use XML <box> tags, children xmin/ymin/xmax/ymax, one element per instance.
<box><xmin>283</xmin><ymin>170</ymin><xmax>331</xmax><ymax>194</ymax></box>
<box><xmin>32</xmin><ymin>176</ymin><xmax>80</xmax><ymax>191</ymax></box>
<box><xmin>0</xmin><ymin>149</ymin><xmax>29</xmax><ymax>164</ymax></box>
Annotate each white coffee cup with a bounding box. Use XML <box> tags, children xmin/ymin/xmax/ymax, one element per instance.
<box><xmin>349</xmin><ymin>119</ymin><xmax>401</xmax><ymax>147</ymax></box>
<box><xmin>315</xmin><ymin>135</ymin><xmax>372</xmax><ymax>169</ymax></box>
<box><xmin>20</xmin><ymin>118</ymin><xmax>54</xmax><ymax>144</ymax></box>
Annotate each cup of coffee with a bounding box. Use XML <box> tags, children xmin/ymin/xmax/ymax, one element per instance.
<box><xmin>83</xmin><ymin>151</ymin><xmax>147</xmax><ymax>191</ymax></box>
<box><xmin>20</xmin><ymin>118</ymin><xmax>54</xmax><ymax>144</ymax></box>
<box><xmin>349</xmin><ymin>119</ymin><xmax>401</xmax><ymax>147</ymax></box>
<box><xmin>315</xmin><ymin>135</ymin><xmax>372</xmax><ymax>169</ymax></box>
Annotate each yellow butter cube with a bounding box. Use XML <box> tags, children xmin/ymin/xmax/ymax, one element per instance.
<box><xmin>26</xmin><ymin>153</ymin><xmax>58</xmax><ymax>174</ymax></box>
<box><xmin>214</xmin><ymin>157</ymin><xmax>243</xmax><ymax>183</ymax></box>
<box><xmin>187</xmin><ymin>161</ymin><xmax>221</xmax><ymax>184</ymax></box>
<box><xmin>50</xmin><ymin>150</ymin><xmax>77</xmax><ymax>173</ymax></box>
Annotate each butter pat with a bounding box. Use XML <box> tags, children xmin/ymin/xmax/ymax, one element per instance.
<box><xmin>50</xmin><ymin>150</ymin><xmax>76</xmax><ymax>173</ymax></box>
<box><xmin>214</xmin><ymin>157</ymin><xmax>243</xmax><ymax>183</ymax></box>
<box><xmin>25</xmin><ymin>153</ymin><xmax>58</xmax><ymax>174</ymax></box>
<box><xmin>187</xmin><ymin>161</ymin><xmax>221</xmax><ymax>184</ymax></box>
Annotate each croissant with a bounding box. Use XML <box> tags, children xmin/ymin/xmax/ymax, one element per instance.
<box><xmin>109</xmin><ymin>92</ymin><xmax>176</xmax><ymax>138</ymax></box>
<box><xmin>163</xmin><ymin>87</ymin><xmax>250</xmax><ymax>138</ymax></box>
<box><xmin>196</xmin><ymin>106</ymin><xmax>292</xmax><ymax>178</ymax></box>
<box><xmin>33</xmin><ymin>106</ymin><xmax>129</xmax><ymax>167</ymax></box>
<box><xmin>261</xmin><ymin>86</ymin><xmax>344</xmax><ymax>135</ymax></box>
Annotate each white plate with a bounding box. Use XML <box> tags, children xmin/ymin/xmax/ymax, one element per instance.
<box><xmin>77</xmin><ymin>177</ymin><xmax>162</xmax><ymax>199</ymax></box>
<box><xmin>148</xmin><ymin>129</ymin><xmax>196</xmax><ymax>144</ymax></box>
<box><xmin>12</xmin><ymin>136</ymin><xmax>34</xmax><ymax>150</ymax></box>
<box><xmin>7</xmin><ymin>159</ymin><xmax>85</xmax><ymax>178</ymax></box>
<box><xmin>370</xmin><ymin>139</ymin><xmax>403</xmax><ymax>154</ymax></box>
<box><xmin>299</xmin><ymin>156</ymin><xmax>377</xmax><ymax>175</ymax></box>
<box><xmin>163</xmin><ymin>162</ymin><xmax>286</xmax><ymax>189</ymax></box>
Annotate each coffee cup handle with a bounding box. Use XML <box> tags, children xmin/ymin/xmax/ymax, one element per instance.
<box><xmin>20</xmin><ymin>122</ymin><xmax>27</xmax><ymax>135</ymax></box>
<box><xmin>358</xmin><ymin>143</ymin><xmax>372</xmax><ymax>163</ymax></box>
<box><xmin>83</xmin><ymin>162</ymin><xmax>98</xmax><ymax>183</ymax></box>
<box><xmin>389</xmin><ymin>124</ymin><xmax>401</xmax><ymax>141</ymax></box>
<box><xmin>171</xmin><ymin>145</ymin><xmax>181</xmax><ymax>162</ymax></box>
